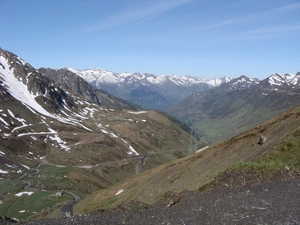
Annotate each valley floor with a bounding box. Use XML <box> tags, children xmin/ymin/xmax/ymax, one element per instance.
<box><xmin>15</xmin><ymin>170</ymin><xmax>300</xmax><ymax>225</ymax></box>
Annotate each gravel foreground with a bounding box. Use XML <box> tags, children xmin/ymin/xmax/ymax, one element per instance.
<box><xmin>0</xmin><ymin>172</ymin><xmax>300</xmax><ymax>225</ymax></box>
<box><xmin>3</xmin><ymin>171</ymin><xmax>300</xmax><ymax>225</ymax></box>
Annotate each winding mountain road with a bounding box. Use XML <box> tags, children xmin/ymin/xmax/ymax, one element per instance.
<box><xmin>15</xmin><ymin>160</ymin><xmax>81</xmax><ymax>218</ymax></box>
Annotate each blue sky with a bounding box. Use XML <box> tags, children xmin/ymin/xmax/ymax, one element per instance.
<box><xmin>1</xmin><ymin>0</ymin><xmax>300</xmax><ymax>79</ymax></box>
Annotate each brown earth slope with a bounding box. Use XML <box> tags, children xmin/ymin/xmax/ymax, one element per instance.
<box><xmin>19</xmin><ymin>170</ymin><xmax>300</xmax><ymax>224</ymax></box>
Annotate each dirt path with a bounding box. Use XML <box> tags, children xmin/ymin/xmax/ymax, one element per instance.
<box><xmin>136</xmin><ymin>154</ymin><xmax>147</xmax><ymax>174</ymax></box>
<box><xmin>15</xmin><ymin>160</ymin><xmax>81</xmax><ymax>220</ymax></box>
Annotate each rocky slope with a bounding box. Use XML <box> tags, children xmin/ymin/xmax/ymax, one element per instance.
<box><xmin>39</xmin><ymin>68</ymin><xmax>141</xmax><ymax>110</ymax></box>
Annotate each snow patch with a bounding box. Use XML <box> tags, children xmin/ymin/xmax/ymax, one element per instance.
<box><xmin>128</xmin><ymin>145</ymin><xmax>139</xmax><ymax>155</ymax></box>
<box><xmin>128</xmin><ymin>111</ymin><xmax>147</xmax><ymax>114</ymax></box>
<box><xmin>110</xmin><ymin>132</ymin><xmax>118</xmax><ymax>138</ymax></box>
<box><xmin>5</xmin><ymin>164</ymin><xmax>16</xmax><ymax>168</ymax></box>
<box><xmin>7</xmin><ymin>109</ymin><xmax>26</xmax><ymax>123</ymax></box>
<box><xmin>15</xmin><ymin>192</ymin><xmax>33</xmax><ymax>197</ymax></box>
<box><xmin>196</xmin><ymin>146</ymin><xmax>209</xmax><ymax>153</ymax></box>
<box><xmin>84</xmin><ymin>107</ymin><xmax>98</xmax><ymax>118</ymax></box>
<box><xmin>115</xmin><ymin>189</ymin><xmax>124</xmax><ymax>195</ymax></box>
<box><xmin>101</xmin><ymin>129</ymin><xmax>108</xmax><ymax>134</ymax></box>
<box><xmin>0</xmin><ymin>169</ymin><xmax>8</xmax><ymax>174</ymax></box>
<box><xmin>0</xmin><ymin>117</ymin><xmax>9</xmax><ymax>126</ymax></box>
<box><xmin>21</xmin><ymin>164</ymin><xmax>30</xmax><ymax>170</ymax></box>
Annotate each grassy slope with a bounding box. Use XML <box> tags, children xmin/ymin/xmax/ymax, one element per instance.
<box><xmin>74</xmin><ymin>105</ymin><xmax>300</xmax><ymax>215</ymax></box>
<box><xmin>167</xmin><ymin>85</ymin><xmax>300</xmax><ymax>144</ymax></box>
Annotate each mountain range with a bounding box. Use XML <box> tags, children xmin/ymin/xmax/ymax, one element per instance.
<box><xmin>66</xmin><ymin>67</ymin><xmax>231</xmax><ymax>110</ymax></box>
<box><xmin>0</xmin><ymin>48</ymin><xmax>300</xmax><ymax>223</ymax></box>
<box><xmin>61</xmin><ymin>66</ymin><xmax>300</xmax><ymax>145</ymax></box>
<box><xmin>166</xmin><ymin>72</ymin><xmax>300</xmax><ymax>144</ymax></box>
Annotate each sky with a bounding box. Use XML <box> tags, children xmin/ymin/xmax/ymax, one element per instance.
<box><xmin>0</xmin><ymin>0</ymin><xmax>300</xmax><ymax>79</ymax></box>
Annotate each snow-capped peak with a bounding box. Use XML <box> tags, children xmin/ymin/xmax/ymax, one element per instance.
<box><xmin>205</xmin><ymin>76</ymin><xmax>231</xmax><ymax>86</ymax></box>
<box><xmin>66</xmin><ymin>67</ymin><xmax>230</xmax><ymax>87</ymax></box>
<box><xmin>67</xmin><ymin>67</ymin><xmax>117</xmax><ymax>84</ymax></box>
<box><xmin>268</xmin><ymin>73</ymin><xmax>300</xmax><ymax>86</ymax></box>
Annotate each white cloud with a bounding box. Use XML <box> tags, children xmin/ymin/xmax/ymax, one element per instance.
<box><xmin>254</xmin><ymin>2</ymin><xmax>300</xmax><ymax>18</ymax></box>
<box><xmin>244</xmin><ymin>24</ymin><xmax>300</xmax><ymax>36</ymax></box>
<box><xmin>182</xmin><ymin>2</ymin><xmax>300</xmax><ymax>37</ymax></box>
<box><xmin>190</xmin><ymin>20</ymin><xmax>236</xmax><ymax>32</ymax></box>
<box><xmin>85</xmin><ymin>0</ymin><xmax>194</xmax><ymax>32</ymax></box>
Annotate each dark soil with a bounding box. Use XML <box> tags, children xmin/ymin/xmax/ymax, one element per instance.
<box><xmin>4</xmin><ymin>169</ymin><xmax>300</xmax><ymax>225</ymax></box>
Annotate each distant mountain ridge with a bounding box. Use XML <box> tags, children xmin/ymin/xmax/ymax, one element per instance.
<box><xmin>39</xmin><ymin>68</ymin><xmax>141</xmax><ymax>110</ymax></box>
<box><xmin>67</xmin><ymin>67</ymin><xmax>230</xmax><ymax>87</ymax></box>
<box><xmin>166</xmin><ymin>72</ymin><xmax>300</xmax><ymax>144</ymax></box>
<box><xmin>268</xmin><ymin>72</ymin><xmax>300</xmax><ymax>86</ymax></box>
<box><xmin>66</xmin><ymin>67</ymin><xmax>232</xmax><ymax>110</ymax></box>
<box><xmin>260</xmin><ymin>72</ymin><xmax>300</xmax><ymax>90</ymax></box>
